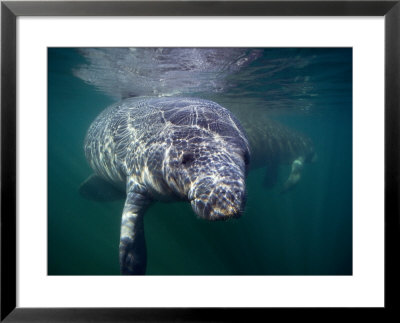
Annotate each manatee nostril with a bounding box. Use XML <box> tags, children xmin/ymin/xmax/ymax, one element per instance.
<box><xmin>191</xmin><ymin>184</ymin><xmax>246</xmax><ymax>220</ymax></box>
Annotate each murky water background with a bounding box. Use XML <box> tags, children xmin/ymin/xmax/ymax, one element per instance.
<box><xmin>48</xmin><ymin>48</ymin><xmax>352</xmax><ymax>275</ymax></box>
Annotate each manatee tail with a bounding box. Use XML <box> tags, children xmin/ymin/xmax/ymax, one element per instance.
<box><xmin>281</xmin><ymin>157</ymin><xmax>305</xmax><ymax>193</ymax></box>
<box><xmin>119</xmin><ymin>190</ymin><xmax>150</xmax><ymax>275</ymax></box>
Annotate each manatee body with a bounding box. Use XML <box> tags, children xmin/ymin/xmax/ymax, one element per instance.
<box><xmin>82</xmin><ymin>97</ymin><xmax>250</xmax><ymax>275</ymax></box>
<box><xmin>234</xmin><ymin>111</ymin><xmax>316</xmax><ymax>192</ymax></box>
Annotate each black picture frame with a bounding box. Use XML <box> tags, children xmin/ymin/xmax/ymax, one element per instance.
<box><xmin>1</xmin><ymin>1</ymin><xmax>399</xmax><ymax>321</ymax></box>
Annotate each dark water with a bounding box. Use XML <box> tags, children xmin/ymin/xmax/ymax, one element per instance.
<box><xmin>48</xmin><ymin>48</ymin><xmax>352</xmax><ymax>275</ymax></box>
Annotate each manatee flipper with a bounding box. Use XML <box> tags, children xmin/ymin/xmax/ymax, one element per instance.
<box><xmin>281</xmin><ymin>156</ymin><xmax>305</xmax><ymax>193</ymax></box>
<box><xmin>79</xmin><ymin>174</ymin><xmax>126</xmax><ymax>201</ymax></box>
<box><xmin>119</xmin><ymin>188</ymin><xmax>151</xmax><ymax>275</ymax></box>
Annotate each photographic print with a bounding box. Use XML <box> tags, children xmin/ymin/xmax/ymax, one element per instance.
<box><xmin>48</xmin><ymin>47</ymin><xmax>352</xmax><ymax>276</ymax></box>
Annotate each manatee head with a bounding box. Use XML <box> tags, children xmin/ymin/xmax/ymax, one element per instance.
<box><xmin>161</xmin><ymin>99</ymin><xmax>250</xmax><ymax>221</ymax></box>
<box><xmin>187</xmin><ymin>145</ymin><xmax>249</xmax><ymax>221</ymax></box>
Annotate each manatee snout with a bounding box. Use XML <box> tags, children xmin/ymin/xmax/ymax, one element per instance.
<box><xmin>189</xmin><ymin>176</ymin><xmax>246</xmax><ymax>221</ymax></box>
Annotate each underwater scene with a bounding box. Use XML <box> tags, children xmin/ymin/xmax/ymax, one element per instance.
<box><xmin>48</xmin><ymin>48</ymin><xmax>352</xmax><ymax>275</ymax></box>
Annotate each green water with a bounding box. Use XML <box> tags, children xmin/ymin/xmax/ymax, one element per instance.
<box><xmin>48</xmin><ymin>48</ymin><xmax>352</xmax><ymax>275</ymax></box>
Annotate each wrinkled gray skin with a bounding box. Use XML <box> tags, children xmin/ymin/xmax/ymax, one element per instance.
<box><xmin>84</xmin><ymin>97</ymin><xmax>250</xmax><ymax>275</ymax></box>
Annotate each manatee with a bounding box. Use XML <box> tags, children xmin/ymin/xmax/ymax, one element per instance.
<box><xmin>81</xmin><ymin>97</ymin><xmax>250</xmax><ymax>275</ymax></box>
<box><xmin>234</xmin><ymin>110</ymin><xmax>316</xmax><ymax>192</ymax></box>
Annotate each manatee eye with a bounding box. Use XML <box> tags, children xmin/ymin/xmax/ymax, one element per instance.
<box><xmin>181</xmin><ymin>153</ymin><xmax>195</xmax><ymax>166</ymax></box>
